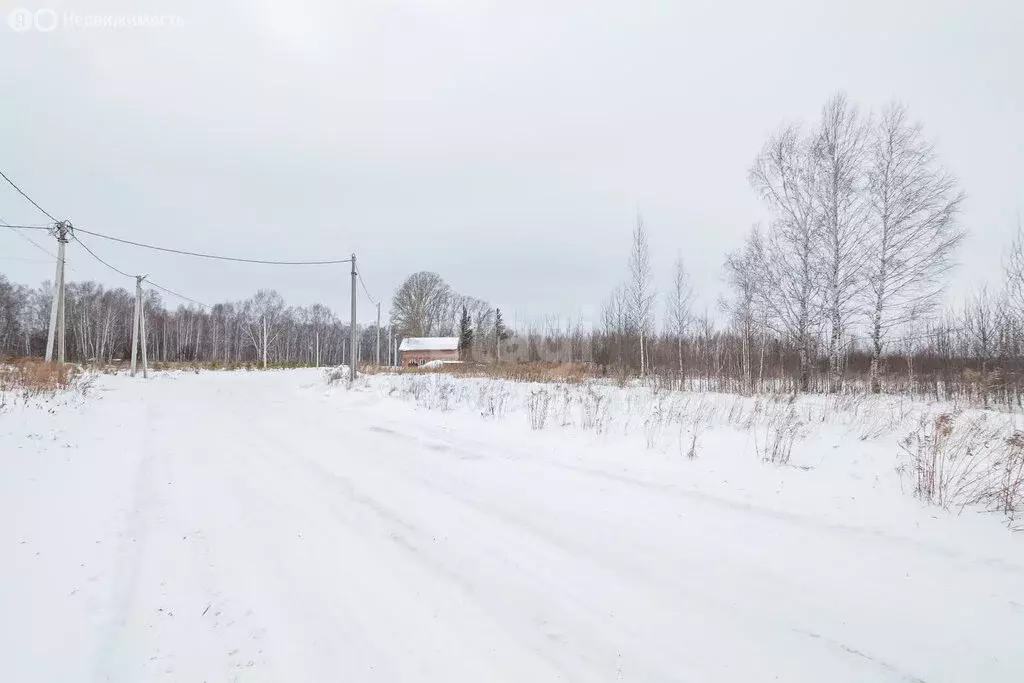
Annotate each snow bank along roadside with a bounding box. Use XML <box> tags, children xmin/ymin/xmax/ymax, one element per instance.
<box><xmin>359</xmin><ymin>371</ymin><xmax>1024</xmax><ymax>531</ymax></box>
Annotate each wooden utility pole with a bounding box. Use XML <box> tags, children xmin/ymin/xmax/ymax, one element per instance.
<box><xmin>45</xmin><ymin>221</ymin><xmax>73</xmax><ymax>363</ymax></box>
<box><xmin>349</xmin><ymin>253</ymin><xmax>357</xmax><ymax>382</ymax></box>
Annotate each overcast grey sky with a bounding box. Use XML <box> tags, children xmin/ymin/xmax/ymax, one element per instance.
<box><xmin>1</xmin><ymin>0</ymin><xmax>1022</xmax><ymax>326</ymax></box>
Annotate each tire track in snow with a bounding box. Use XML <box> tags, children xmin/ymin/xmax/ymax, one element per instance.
<box><xmin>266</xmin><ymin>389</ymin><xmax>930</xmax><ymax>682</ymax></box>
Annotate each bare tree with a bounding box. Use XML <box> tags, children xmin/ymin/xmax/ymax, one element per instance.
<box><xmin>1003</xmin><ymin>217</ymin><xmax>1024</xmax><ymax>321</ymax></box>
<box><xmin>390</xmin><ymin>271</ymin><xmax>452</xmax><ymax>336</ymax></box>
<box><xmin>749</xmin><ymin>125</ymin><xmax>821</xmax><ymax>391</ymax></box>
<box><xmin>665</xmin><ymin>252</ymin><xmax>692</xmax><ymax>376</ymax></box>
<box><xmin>722</xmin><ymin>231</ymin><xmax>761</xmax><ymax>393</ymax></box>
<box><xmin>600</xmin><ymin>283</ymin><xmax>630</xmax><ymax>370</ymax></box>
<box><xmin>964</xmin><ymin>287</ymin><xmax>1000</xmax><ymax>405</ymax></box>
<box><xmin>813</xmin><ymin>92</ymin><xmax>868</xmax><ymax>393</ymax></box>
<box><xmin>628</xmin><ymin>214</ymin><xmax>656</xmax><ymax>375</ymax></box>
<box><xmin>864</xmin><ymin>102</ymin><xmax>966</xmax><ymax>392</ymax></box>
<box><xmin>244</xmin><ymin>289</ymin><xmax>285</xmax><ymax>368</ymax></box>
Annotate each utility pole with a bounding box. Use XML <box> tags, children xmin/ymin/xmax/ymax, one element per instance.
<box><xmin>139</xmin><ymin>283</ymin><xmax>148</xmax><ymax>378</ymax></box>
<box><xmin>130</xmin><ymin>275</ymin><xmax>150</xmax><ymax>378</ymax></box>
<box><xmin>45</xmin><ymin>220</ymin><xmax>73</xmax><ymax>363</ymax></box>
<box><xmin>375</xmin><ymin>302</ymin><xmax>381</xmax><ymax>365</ymax></box>
<box><xmin>349</xmin><ymin>253</ymin><xmax>357</xmax><ymax>382</ymax></box>
<box><xmin>387</xmin><ymin>324</ymin><xmax>393</xmax><ymax>367</ymax></box>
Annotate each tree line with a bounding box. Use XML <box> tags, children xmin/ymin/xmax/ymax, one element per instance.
<box><xmin>0</xmin><ymin>278</ymin><xmax>389</xmax><ymax>367</ymax></box>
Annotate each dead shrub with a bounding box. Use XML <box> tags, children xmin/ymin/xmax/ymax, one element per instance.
<box><xmin>0</xmin><ymin>358</ymin><xmax>95</xmax><ymax>410</ymax></box>
<box><xmin>527</xmin><ymin>388</ymin><xmax>551</xmax><ymax>430</ymax></box>
<box><xmin>0</xmin><ymin>358</ymin><xmax>78</xmax><ymax>398</ymax></box>
<box><xmin>477</xmin><ymin>381</ymin><xmax>511</xmax><ymax>419</ymax></box>
<box><xmin>755</xmin><ymin>406</ymin><xmax>802</xmax><ymax>465</ymax></box>
<box><xmin>579</xmin><ymin>386</ymin><xmax>610</xmax><ymax>433</ymax></box>
<box><xmin>390</xmin><ymin>361</ymin><xmax>594</xmax><ymax>384</ymax></box>
<box><xmin>643</xmin><ymin>394</ymin><xmax>672</xmax><ymax>449</ymax></box>
<box><xmin>899</xmin><ymin>412</ymin><xmax>1024</xmax><ymax>524</ymax></box>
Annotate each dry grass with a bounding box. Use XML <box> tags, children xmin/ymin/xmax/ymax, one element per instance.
<box><xmin>0</xmin><ymin>357</ymin><xmax>82</xmax><ymax>405</ymax></box>
<box><xmin>365</xmin><ymin>361</ymin><xmax>595</xmax><ymax>384</ymax></box>
<box><xmin>899</xmin><ymin>411</ymin><xmax>1024</xmax><ymax>527</ymax></box>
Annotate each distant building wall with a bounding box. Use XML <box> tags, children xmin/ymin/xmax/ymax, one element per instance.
<box><xmin>401</xmin><ymin>348</ymin><xmax>460</xmax><ymax>366</ymax></box>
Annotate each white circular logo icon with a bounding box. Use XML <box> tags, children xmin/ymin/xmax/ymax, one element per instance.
<box><xmin>7</xmin><ymin>7</ymin><xmax>34</xmax><ymax>32</ymax></box>
<box><xmin>34</xmin><ymin>8</ymin><xmax>58</xmax><ymax>32</ymax></box>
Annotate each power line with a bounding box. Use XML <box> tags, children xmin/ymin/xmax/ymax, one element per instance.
<box><xmin>74</xmin><ymin>227</ymin><xmax>353</xmax><ymax>266</ymax></box>
<box><xmin>72</xmin><ymin>233</ymin><xmax>208</xmax><ymax>308</ymax></box>
<box><xmin>0</xmin><ymin>223</ymin><xmax>51</xmax><ymax>230</ymax></box>
<box><xmin>1</xmin><ymin>214</ymin><xmax>57</xmax><ymax>259</ymax></box>
<box><xmin>72</xmin><ymin>233</ymin><xmax>133</xmax><ymax>279</ymax></box>
<box><xmin>0</xmin><ymin>256</ymin><xmax>52</xmax><ymax>263</ymax></box>
<box><xmin>357</xmin><ymin>268</ymin><xmax>378</xmax><ymax>305</ymax></box>
<box><xmin>148</xmin><ymin>279</ymin><xmax>210</xmax><ymax>309</ymax></box>
<box><xmin>0</xmin><ymin>169</ymin><xmax>59</xmax><ymax>222</ymax></box>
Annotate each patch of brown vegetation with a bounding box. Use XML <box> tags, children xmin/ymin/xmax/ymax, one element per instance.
<box><xmin>364</xmin><ymin>361</ymin><xmax>595</xmax><ymax>384</ymax></box>
<box><xmin>0</xmin><ymin>357</ymin><xmax>79</xmax><ymax>398</ymax></box>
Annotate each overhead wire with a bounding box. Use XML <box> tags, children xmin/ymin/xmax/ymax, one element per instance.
<box><xmin>147</xmin><ymin>279</ymin><xmax>210</xmax><ymax>309</ymax></box>
<box><xmin>1</xmin><ymin>169</ymin><xmax>352</xmax><ymax>265</ymax></box>
<box><xmin>0</xmin><ymin>256</ymin><xmax>52</xmax><ymax>263</ymax></box>
<box><xmin>1</xmin><ymin>214</ymin><xmax>57</xmax><ymax>259</ymax></box>
<box><xmin>72</xmin><ymin>233</ymin><xmax>134</xmax><ymax>279</ymax></box>
<box><xmin>0</xmin><ymin>223</ymin><xmax>51</xmax><ymax>230</ymax></box>
<box><xmin>0</xmin><ymin>168</ymin><xmax>59</xmax><ymax>222</ymax></box>
<box><xmin>1</xmin><ymin>168</ymin><xmax>361</xmax><ymax>312</ymax></box>
<box><xmin>72</xmin><ymin>233</ymin><xmax>208</xmax><ymax>307</ymax></box>
<box><xmin>74</xmin><ymin>226</ymin><xmax>353</xmax><ymax>265</ymax></box>
<box><xmin>357</xmin><ymin>268</ymin><xmax>378</xmax><ymax>306</ymax></box>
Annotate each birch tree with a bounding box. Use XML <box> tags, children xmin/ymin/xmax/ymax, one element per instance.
<box><xmin>749</xmin><ymin>125</ymin><xmax>822</xmax><ymax>391</ymax></box>
<box><xmin>244</xmin><ymin>289</ymin><xmax>285</xmax><ymax>368</ymax></box>
<box><xmin>722</xmin><ymin>231</ymin><xmax>761</xmax><ymax>393</ymax></box>
<box><xmin>628</xmin><ymin>214</ymin><xmax>655</xmax><ymax>375</ymax></box>
<box><xmin>813</xmin><ymin>92</ymin><xmax>868</xmax><ymax>393</ymax></box>
<box><xmin>665</xmin><ymin>252</ymin><xmax>692</xmax><ymax>376</ymax></box>
<box><xmin>863</xmin><ymin>102</ymin><xmax>965</xmax><ymax>392</ymax></box>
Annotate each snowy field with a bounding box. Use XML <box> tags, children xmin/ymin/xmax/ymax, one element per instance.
<box><xmin>2</xmin><ymin>368</ymin><xmax>1023</xmax><ymax>682</ymax></box>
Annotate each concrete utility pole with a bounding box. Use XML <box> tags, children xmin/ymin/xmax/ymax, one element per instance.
<box><xmin>375</xmin><ymin>302</ymin><xmax>381</xmax><ymax>365</ymax></box>
<box><xmin>387</xmin><ymin>324</ymin><xmax>392</xmax><ymax>367</ymax></box>
<box><xmin>139</xmin><ymin>284</ymin><xmax>148</xmax><ymax>377</ymax></box>
<box><xmin>131</xmin><ymin>275</ymin><xmax>149</xmax><ymax>378</ymax></box>
<box><xmin>45</xmin><ymin>221</ymin><xmax>73</xmax><ymax>363</ymax></box>
<box><xmin>349</xmin><ymin>253</ymin><xmax>357</xmax><ymax>382</ymax></box>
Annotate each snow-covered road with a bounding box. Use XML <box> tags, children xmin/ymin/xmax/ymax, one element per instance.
<box><xmin>2</xmin><ymin>370</ymin><xmax>1023</xmax><ymax>682</ymax></box>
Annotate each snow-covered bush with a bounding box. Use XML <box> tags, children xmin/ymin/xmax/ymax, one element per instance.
<box><xmin>579</xmin><ymin>386</ymin><xmax>610</xmax><ymax>433</ymax></box>
<box><xmin>527</xmin><ymin>388</ymin><xmax>551</xmax><ymax>430</ymax></box>
<box><xmin>643</xmin><ymin>394</ymin><xmax>672</xmax><ymax>449</ymax></box>
<box><xmin>325</xmin><ymin>365</ymin><xmax>351</xmax><ymax>385</ymax></box>
<box><xmin>477</xmin><ymin>381</ymin><xmax>511</xmax><ymax>419</ymax></box>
